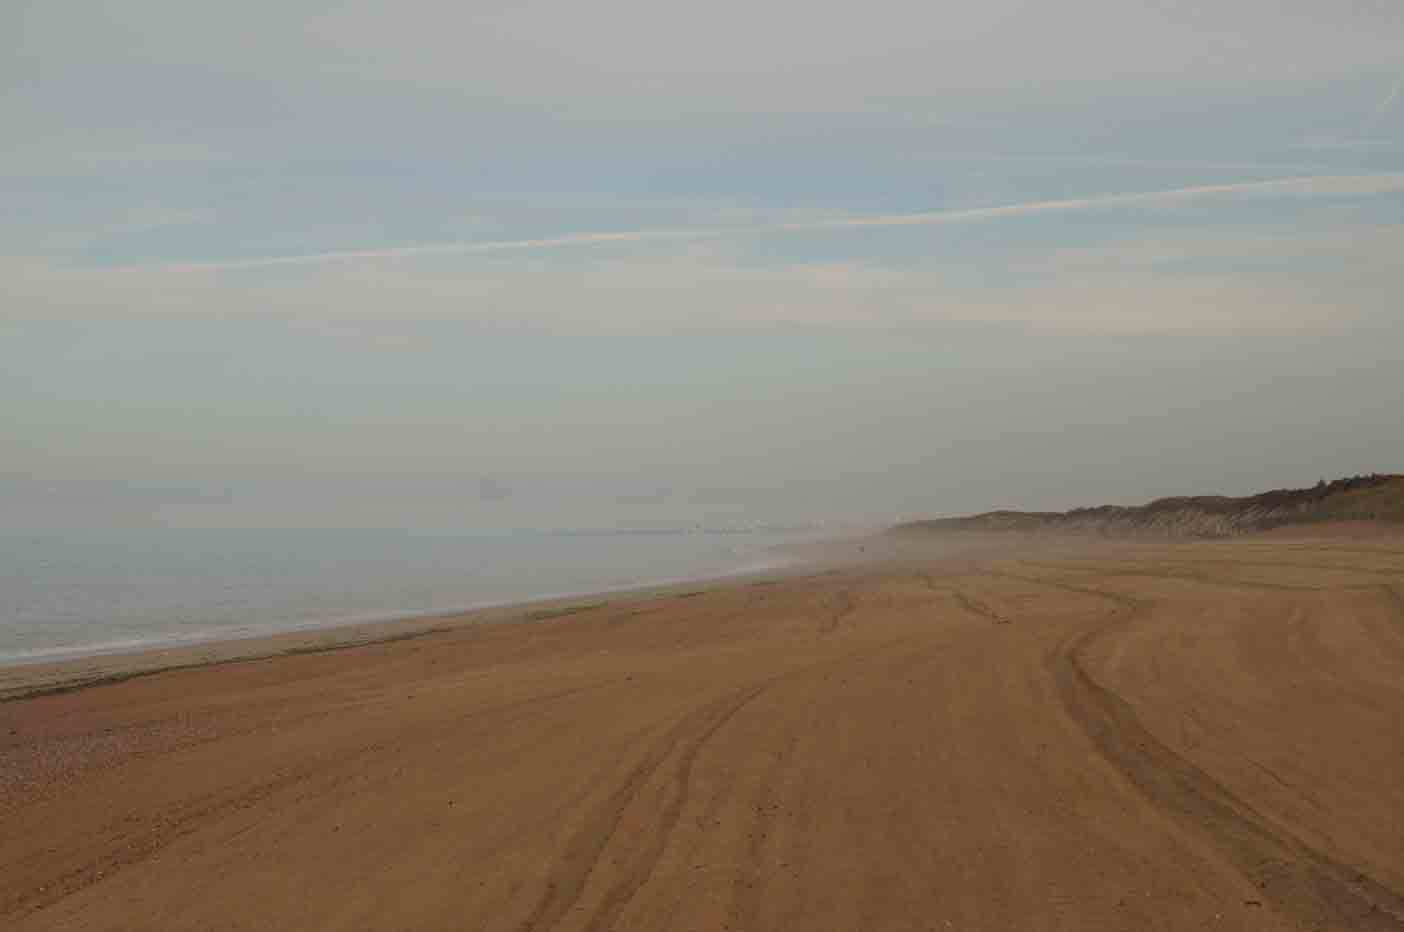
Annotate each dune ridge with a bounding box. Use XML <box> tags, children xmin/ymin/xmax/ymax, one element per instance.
<box><xmin>894</xmin><ymin>473</ymin><xmax>1404</xmax><ymax>538</ymax></box>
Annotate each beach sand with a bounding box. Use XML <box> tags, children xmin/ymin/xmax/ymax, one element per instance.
<box><xmin>3</xmin><ymin>525</ymin><xmax>1404</xmax><ymax>930</ymax></box>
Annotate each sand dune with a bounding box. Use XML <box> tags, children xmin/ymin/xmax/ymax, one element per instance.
<box><xmin>3</xmin><ymin>527</ymin><xmax>1404</xmax><ymax>930</ymax></box>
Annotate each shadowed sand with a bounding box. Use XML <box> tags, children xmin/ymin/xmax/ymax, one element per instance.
<box><xmin>3</xmin><ymin>526</ymin><xmax>1404</xmax><ymax>930</ymax></box>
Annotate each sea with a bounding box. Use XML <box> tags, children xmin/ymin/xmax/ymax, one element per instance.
<box><xmin>0</xmin><ymin>525</ymin><xmax>818</xmax><ymax>666</ymax></box>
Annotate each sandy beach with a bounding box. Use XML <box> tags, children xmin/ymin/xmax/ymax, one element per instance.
<box><xmin>3</xmin><ymin>525</ymin><xmax>1404</xmax><ymax>931</ymax></box>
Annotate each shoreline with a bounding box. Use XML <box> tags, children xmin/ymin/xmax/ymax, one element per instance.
<box><xmin>0</xmin><ymin>528</ymin><xmax>1078</xmax><ymax>701</ymax></box>
<box><xmin>0</xmin><ymin>550</ymin><xmax>806</xmax><ymax>667</ymax></box>
<box><xmin>0</xmin><ymin>547</ymin><xmax>835</xmax><ymax>703</ymax></box>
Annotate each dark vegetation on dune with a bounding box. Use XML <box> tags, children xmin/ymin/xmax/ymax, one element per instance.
<box><xmin>894</xmin><ymin>474</ymin><xmax>1404</xmax><ymax>539</ymax></box>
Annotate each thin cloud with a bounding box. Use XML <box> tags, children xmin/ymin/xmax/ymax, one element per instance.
<box><xmin>151</xmin><ymin>173</ymin><xmax>1404</xmax><ymax>272</ymax></box>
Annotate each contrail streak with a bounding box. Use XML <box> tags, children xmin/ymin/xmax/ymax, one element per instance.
<box><xmin>1363</xmin><ymin>73</ymin><xmax>1404</xmax><ymax>137</ymax></box>
<box><xmin>157</xmin><ymin>172</ymin><xmax>1404</xmax><ymax>272</ymax></box>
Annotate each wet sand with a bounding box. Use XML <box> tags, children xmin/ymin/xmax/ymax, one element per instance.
<box><xmin>3</xmin><ymin>525</ymin><xmax>1404</xmax><ymax>930</ymax></box>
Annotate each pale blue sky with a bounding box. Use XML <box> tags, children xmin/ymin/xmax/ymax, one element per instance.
<box><xmin>4</xmin><ymin>1</ymin><xmax>1402</xmax><ymax>528</ymax></box>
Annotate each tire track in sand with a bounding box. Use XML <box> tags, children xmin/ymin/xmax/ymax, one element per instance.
<box><xmin>1</xmin><ymin>681</ymin><xmax>613</xmax><ymax>922</ymax></box>
<box><xmin>1003</xmin><ymin>569</ymin><xmax>1404</xmax><ymax>930</ymax></box>
<box><xmin>921</xmin><ymin>573</ymin><xmax>1008</xmax><ymax>624</ymax></box>
<box><xmin>520</xmin><ymin>681</ymin><xmax>770</xmax><ymax>932</ymax></box>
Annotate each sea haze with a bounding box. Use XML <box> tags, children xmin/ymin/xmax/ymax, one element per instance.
<box><xmin>0</xmin><ymin>525</ymin><xmax>811</xmax><ymax>665</ymax></box>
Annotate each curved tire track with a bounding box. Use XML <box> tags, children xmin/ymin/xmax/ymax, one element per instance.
<box><xmin>1014</xmin><ymin>570</ymin><xmax>1404</xmax><ymax>931</ymax></box>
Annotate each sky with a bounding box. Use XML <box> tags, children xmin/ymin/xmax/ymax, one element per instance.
<box><xmin>3</xmin><ymin>1</ymin><xmax>1403</xmax><ymax>529</ymax></box>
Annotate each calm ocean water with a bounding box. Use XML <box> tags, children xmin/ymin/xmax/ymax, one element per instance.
<box><xmin>0</xmin><ymin>526</ymin><xmax>812</xmax><ymax>665</ymax></box>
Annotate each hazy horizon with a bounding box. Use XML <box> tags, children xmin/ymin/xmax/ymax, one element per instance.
<box><xmin>6</xmin><ymin>2</ymin><xmax>1403</xmax><ymax>531</ymax></box>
